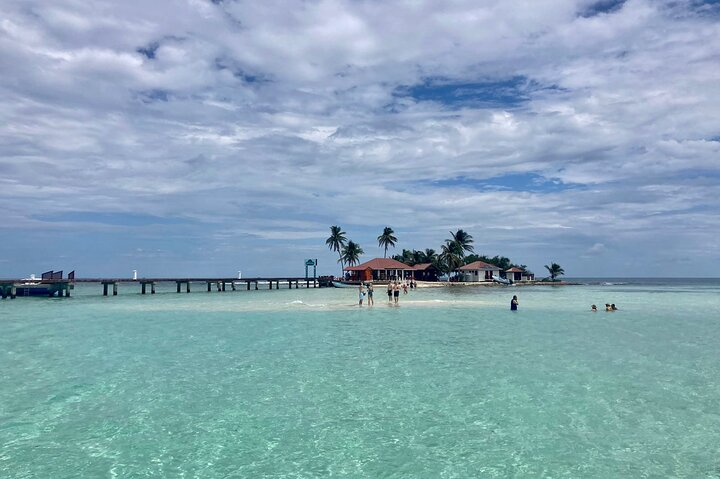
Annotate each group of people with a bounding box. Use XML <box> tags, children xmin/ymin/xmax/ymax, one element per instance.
<box><xmin>591</xmin><ymin>303</ymin><xmax>618</xmax><ymax>311</ymax></box>
<box><xmin>510</xmin><ymin>297</ymin><xmax>619</xmax><ymax>312</ymax></box>
<box><xmin>358</xmin><ymin>280</ymin><xmax>414</xmax><ymax>306</ymax></box>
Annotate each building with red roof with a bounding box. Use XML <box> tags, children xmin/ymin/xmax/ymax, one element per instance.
<box><xmin>410</xmin><ymin>263</ymin><xmax>442</xmax><ymax>281</ymax></box>
<box><xmin>457</xmin><ymin>260</ymin><xmax>502</xmax><ymax>282</ymax></box>
<box><xmin>505</xmin><ymin>267</ymin><xmax>535</xmax><ymax>282</ymax></box>
<box><xmin>344</xmin><ymin>258</ymin><xmax>412</xmax><ymax>281</ymax></box>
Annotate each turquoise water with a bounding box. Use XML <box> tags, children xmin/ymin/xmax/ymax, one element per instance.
<box><xmin>2</xmin><ymin>280</ymin><xmax>720</xmax><ymax>477</ymax></box>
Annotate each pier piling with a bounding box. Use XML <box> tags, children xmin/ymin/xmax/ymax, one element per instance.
<box><xmin>0</xmin><ymin>283</ymin><xmax>17</xmax><ymax>299</ymax></box>
<box><xmin>102</xmin><ymin>281</ymin><xmax>118</xmax><ymax>296</ymax></box>
<box><xmin>140</xmin><ymin>281</ymin><xmax>155</xmax><ymax>294</ymax></box>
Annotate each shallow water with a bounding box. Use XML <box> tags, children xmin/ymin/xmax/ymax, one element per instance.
<box><xmin>2</xmin><ymin>280</ymin><xmax>720</xmax><ymax>477</ymax></box>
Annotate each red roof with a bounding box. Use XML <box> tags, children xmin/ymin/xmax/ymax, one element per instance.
<box><xmin>344</xmin><ymin>258</ymin><xmax>411</xmax><ymax>271</ymax></box>
<box><xmin>505</xmin><ymin>267</ymin><xmax>525</xmax><ymax>273</ymax></box>
<box><xmin>411</xmin><ymin>263</ymin><xmax>437</xmax><ymax>270</ymax></box>
<box><xmin>458</xmin><ymin>260</ymin><xmax>500</xmax><ymax>271</ymax></box>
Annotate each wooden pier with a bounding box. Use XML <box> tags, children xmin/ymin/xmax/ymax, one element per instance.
<box><xmin>0</xmin><ymin>277</ymin><xmax>323</xmax><ymax>299</ymax></box>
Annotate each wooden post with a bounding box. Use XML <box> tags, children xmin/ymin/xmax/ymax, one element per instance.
<box><xmin>306</xmin><ymin>279</ymin><xmax>309</xmax><ymax>288</ymax></box>
<box><xmin>254</xmin><ymin>281</ymin><xmax>258</xmax><ymax>290</ymax></box>
<box><xmin>176</xmin><ymin>282</ymin><xmax>181</xmax><ymax>293</ymax></box>
<box><xmin>207</xmin><ymin>282</ymin><xmax>212</xmax><ymax>292</ymax></box>
<box><xmin>142</xmin><ymin>283</ymin><xmax>146</xmax><ymax>294</ymax></box>
<box><xmin>65</xmin><ymin>285</ymin><xmax>70</xmax><ymax>297</ymax></box>
<box><xmin>247</xmin><ymin>281</ymin><xmax>250</xmax><ymax>291</ymax></box>
<box><xmin>103</xmin><ymin>283</ymin><xmax>109</xmax><ymax>296</ymax></box>
<box><xmin>113</xmin><ymin>283</ymin><xmax>118</xmax><ymax>296</ymax></box>
<box><xmin>231</xmin><ymin>282</ymin><xmax>236</xmax><ymax>291</ymax></box>
<box><xmin>186</xmin><ymin>282</ymin><xmax>190</xmax><ymax>293</ymax></box>
<box><xmin>151</xmin><ymin>283</ymin><xmax>155</xmax><ymax>294</ymax></box>
<box><xmin>222</xmin><ymin>282</ymin><xmax>226</xmax><ymax>292</ymax></box>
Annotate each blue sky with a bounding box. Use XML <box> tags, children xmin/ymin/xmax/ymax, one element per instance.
<box><xmin>1</xmin><ymin>0</ymin><xmax>719</xmax><ymax>278</ymax></box>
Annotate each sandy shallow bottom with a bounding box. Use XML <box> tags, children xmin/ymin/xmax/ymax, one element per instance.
<box><xmin>1</xmin><ymin>280</ymin><xmax>719</xmax><ymax>477</ymax></box>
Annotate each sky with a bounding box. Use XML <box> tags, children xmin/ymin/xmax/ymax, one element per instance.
<box><xmin>1</xmin><ymin>0</ymin><xmax>719</xmax><ymax>278</ymax></box>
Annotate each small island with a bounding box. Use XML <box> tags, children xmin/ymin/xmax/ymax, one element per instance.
<box><xmin>326</xmin><ymin>226</ymin><xmax>567</xmax><ymax>285</ymax></box>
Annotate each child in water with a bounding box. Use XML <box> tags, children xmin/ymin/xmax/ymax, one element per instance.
<box><xmin>511</xmin><ymin>295</ymin><xmax>519</xmax><ymax>311</ymax></box>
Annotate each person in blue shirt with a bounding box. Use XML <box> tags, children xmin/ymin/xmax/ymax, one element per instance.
<box><xmin>358</xmin><ymin>283</ymin><xmax>365</xmax><ymax>306</ymax></box>
<box><xmin>511</xmin><ymin>295</ymin><xmax>518</xmax><ymax>311</ymax></box>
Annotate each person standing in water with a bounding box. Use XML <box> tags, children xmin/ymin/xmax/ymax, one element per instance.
<box><xmin>387</xmin><ymin>282</ymin><xmax>393</xmax><ymax>302</ymax></box>
<box><xmin>358</xmin><ymin>283</ymin><xmax>365</xmax><ymax>306</ymax></box>
<box><xmin>511</xmin><ymin>295</ymin><xmax>519</xmax><ymax>311</ymax></box>
<box><xmin>393</xmin><ymin>281</ymin><xmax>400</xmax><ymax>304</ymax></box>
<box><xmin>367</xmin><ymin>283</ymin><xmax>374</xmax><ymax>306</ymax></box>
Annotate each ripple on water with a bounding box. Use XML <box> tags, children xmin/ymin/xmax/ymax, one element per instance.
<box><xmin>1</xmin><ymin>282</ymin><xmax>720</xmax><ymax>476</ymax></box>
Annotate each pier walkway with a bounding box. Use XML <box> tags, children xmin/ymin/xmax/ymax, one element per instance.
<box><xmin>0</xmin><ymin>277</ymin><xmax>324</xmax><ymax>299</ymax></box>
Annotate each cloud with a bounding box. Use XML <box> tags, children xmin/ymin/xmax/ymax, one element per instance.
<box><xmin>0</xmin><ymin>0</ymin><xmax>719</xmax><ymax>277</ymax></box>
<box><xmin>586</xmin><ymin>243</ymin><xmax>607</xmax><ymax>255</ymax></box>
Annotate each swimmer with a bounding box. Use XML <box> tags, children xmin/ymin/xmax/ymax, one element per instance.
<box><xmin>591</xmin><ymin>304</ymin><xmax>597</xmax><ymax>312</ymax></box>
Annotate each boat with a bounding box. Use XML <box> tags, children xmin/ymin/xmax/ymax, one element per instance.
<box><xmin>332</xmin><ymin>281</ymin><xmax>358</xmax><ymax>288</ymax></box>
<box><xmin>15</xmin><ymin>275</ymin><xmax>52</xmax><ymax>296</ymax></box>
<box><xmin>492</xmin><ymin>275</ymin><xmax>513</xmax><ymax>285</ymax></box>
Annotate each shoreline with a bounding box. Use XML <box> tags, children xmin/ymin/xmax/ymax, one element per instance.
<box><xmin>413</xmin><ymin>280</ymin><xmax>576</xmax><ymax>288</ymax></box>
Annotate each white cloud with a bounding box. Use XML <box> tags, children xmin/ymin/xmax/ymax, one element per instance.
<box><xmin>0</xmin><ymin>0</ymin><xmax>718</xmax><ymax>276</ymax></box>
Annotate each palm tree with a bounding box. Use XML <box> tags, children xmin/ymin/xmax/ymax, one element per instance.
<box><xmin>422</xmin><ymin>248</ymin><xmax>438</xmax><ymax>264</ymax></box>
<box><xmin>325</xmin><ymin>226</ymin><xmax>347</xmax><ymax>275</ymax></box>
<box><xmin>544</xmin><ymin>262</ymin><xmax>565</xmax><ymax>281</ymax></box>
<box><xmin>449</xmin><ymin>229</ymin><xmax>474</xmax><ymax>255</ymax></box>
<box><xmin>377</xmin><ymin>227</ymin><xmax>398</xmax><ymax>258</ymax></box>
<box><xmin>342</xmin><ymin>241</ymin><xmax>364</xmax><ymax>267</ymax></box>
<box><xmin>439</xmin><ymin>241</ymin><xmax>464</xmax><ymax>278</ymax></box>
<box><xmin>489</xmin><ymin>255</ymin><xmax>512</xmax><ymax>270</ymax></box>
<box><xmin>392</xmin><ymin>249</ymin><xmax>414</xmax><ymax>265</ymax></box>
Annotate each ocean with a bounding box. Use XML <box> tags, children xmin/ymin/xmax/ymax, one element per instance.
<box><xmin>1</xmin><ymin>279</ymin><xmax>719</xmax><ymax>477</ymax></box>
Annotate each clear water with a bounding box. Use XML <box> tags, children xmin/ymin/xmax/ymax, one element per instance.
<box><xmin>2</xmin><ymin>280</ymin><xmax>720</xmax><ymax>478</ymax></box>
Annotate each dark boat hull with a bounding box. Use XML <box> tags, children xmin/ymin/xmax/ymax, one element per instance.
<box><xmin>15</xmin><ymin>285</ymin><xmax>52</xmax><ymax>296</ymax></box>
